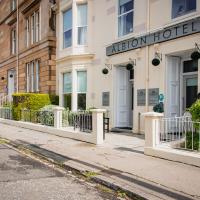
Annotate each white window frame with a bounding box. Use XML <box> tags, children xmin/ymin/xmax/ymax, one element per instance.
<box><xmin>11</xmin><ymin>0</ymin><xmax>16</xmax><ymax>11</ymax></box>
<box><xmin>118</xmin><ymin>0</ymin><xmax>134</xmax><ymax>37</ymax></box>
<box><xmin>77</xmin><ymin>4</ymin><xmax>88</xmax><ymax>46</ymax></box>
<box><xmin>26</xmin><ymin>18</ymin><xmax>30</xmax><ymax>47</ymax></box>
<box><xmin>63</xmin><ymin>8</ymin><xmax>72</xmax><ymax>48</ymax></box>
<box><xmin>11</xmin><ymin>28</ymin><xmax>16</xmax><ymax>54</ymax></box>
<box><xmin>26</xmin><ymin>60</ymin><xmax>40</xmax><ymax>92</ymax></box>
<box><xmin>30</xmin><ymin>10</ymin><xmax>40</xmax><ymax>45</ymax></box>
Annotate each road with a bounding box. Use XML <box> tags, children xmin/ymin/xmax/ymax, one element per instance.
<box><xmin>0</xmin><ymin>144</ymin><xmax>119</xmax><ymax>200</ymax></box>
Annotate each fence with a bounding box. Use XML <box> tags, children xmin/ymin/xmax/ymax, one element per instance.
<box><xmin>0</xmin><ymin>107</ymin><xmax>12</xmax><ymax>120</ymax></box>
<box><xmin>160</xmin><ymin>117</ymin><xmax>200</xmax><ymax>152</ymax></box>
<box><xmin>144</xmin><ymin>112</ymin><xmax>200</xmax><ymax>167</ymax></box>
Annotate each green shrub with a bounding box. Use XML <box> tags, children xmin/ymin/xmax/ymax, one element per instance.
<box><xmin>189</xmin><ymin>100</ymin><xmax>200</xmax><ymax>122</ymax></box>
<box><xmin>12</xmin><ymin>93</ymin><xmax>51</xmax><ymax>120</ymax></box>
<box><xmin>186</xmin><ymin>132</ymin><xmax>200</xmax><ymax>151</ymax></box>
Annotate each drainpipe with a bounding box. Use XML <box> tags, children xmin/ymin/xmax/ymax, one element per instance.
<box><xmin>16</xmin><ymin>0</ymin><xmax>19</xmax><ymax>93</ymax></box>
<box><xmin>145</xmin><ymin>0</ymin><xmax>150</xmax><ymax>112</ymax></box>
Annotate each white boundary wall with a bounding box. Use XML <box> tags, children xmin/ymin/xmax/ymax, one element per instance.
<box><xmin>0</xmin><ymin>109</ymin><xmax>106</xmax><ymax>145</ymax></box>
<box><xmin>143</xmin><ymin>112</ymin><xmax>200</xmax><ymax>167</ymax></box>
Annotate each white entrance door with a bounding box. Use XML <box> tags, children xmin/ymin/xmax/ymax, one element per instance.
<box><xmin>8</xmin><ymin>70</ymin><xmax>15</xmax><ymax>100</ymax></box>
<box><xmin>166</xmin><ymin>56</ymin><xmax>180</xmax><ymax>117</ymax></box>
<box><xmin>115</xmin><ymin>67</ymin><xmax>131</xmax><ymax>128</ymax></box>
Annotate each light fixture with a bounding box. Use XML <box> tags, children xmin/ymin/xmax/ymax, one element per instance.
<box><xmin>152</xmin><ymin>52</ymin><xmax>162</xmax><ymax>66</ymax></box>
<box><xmin>126</xmin><ymin>58</ymin><xmax>136</xmax><ymax>70</ymax></box>
<box><xmin>191</xmin><ymin>43</ymin><xmax>200</xmax><ymax>60</ymax></box>
<box><xmin>10</xmin><ymin>74</ymin><xmax>13</xmax><ymax>78</ymax></box>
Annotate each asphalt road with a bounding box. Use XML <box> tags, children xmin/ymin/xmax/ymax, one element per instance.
<box><xmin>0</xmin><ymin>144</ymin><xmax>118</xmax><ymax>200</ymax></box>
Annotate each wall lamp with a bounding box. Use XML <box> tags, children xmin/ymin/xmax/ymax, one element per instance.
<box><xmin>152</xmin><ymin>52</ymin><xmax>162</xmax><ymax>66</ymax></box>
<box><xmin>191</xmin><ymin>43</ymin><xmax>200</xmax><ymax>60</ymax></box>
<box><xmin>102</xmin><ymin>62</ymin><xmax>113</xmax><ymax>75</ymax></box>
<box><xmin>126</xmin><ymin>58</ymin><xmax>136</xmax><ymax>70</ymax></box>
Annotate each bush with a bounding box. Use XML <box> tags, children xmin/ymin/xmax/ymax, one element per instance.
<box><xmin>12</xmin><ymin>93</ymin><xmax>51</xmax><ymax>120</ymax></box>
<box><xmin>189</xmin><ymin>100</ymin><xmax>200</xmax><ymax>122</ymax></box>
<box><xmin>186</xmin><ymin>132</ymin><xmax>199</xmax><ymax>151</ymax></box>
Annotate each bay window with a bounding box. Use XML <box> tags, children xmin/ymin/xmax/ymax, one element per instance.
<box><xmin>77</xmin><ymin>4</ymin><xmax>88</xmax><ymax>45</ymax></box>
<box><xmin>63</xmin><ymin>72</ymin><xmax>72</xmax><ymax>109</ymax></box>
<box><xmin>26</xmin><ymin>60</ymin><xmax>40</xmax><ymax>92</ymax></box>
<box><xmin>77</xmin><ymin>71</ymin><xmax>87</xmax><ymax>110</ymax></box>
<box><xmin>172</xmin><ymin>0</ymin><xmax>196</xmax><ymax>19</ymax></box>
<box><xmin>63</xmin><ymin>8</ymin><xmax>72</xmax><ymax>48</ymax></box>
<box><xmin>118</xmin><ymin>0</ymin><xmax>134</xmax><ymax>37</ymax></box>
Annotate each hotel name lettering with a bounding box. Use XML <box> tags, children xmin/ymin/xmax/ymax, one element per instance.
<box><xmin>106</xmin><ymin>18</ymin><xmax>200</xmax><ymax>56</ymax></box>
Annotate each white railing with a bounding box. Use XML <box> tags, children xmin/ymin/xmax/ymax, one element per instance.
<box><xmin>160</xmin><ymin>116</ymin><xmax>200</xmax><ymax>152</ymax></box>
<box><xmin>0</xmin><ymin>94</ymin><xmax>12</xmax><ymax>107</ymax></box>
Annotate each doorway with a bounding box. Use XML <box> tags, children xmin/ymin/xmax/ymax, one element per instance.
<box><xmin>8</xmin><ymin>69</ymin><xmax>15</xmax><ymax>101</ymax></box>
<box><xmin>115</xmin><ymin>66</ymin><xmax>133</xmax><ymax>129</ymax></box>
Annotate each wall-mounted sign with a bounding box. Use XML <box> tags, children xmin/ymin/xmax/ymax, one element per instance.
<box><xmin>106</xmin><ymin>17</ymin><xmax>200</xmax><ymax>56</ymax></box>
<box><xmin>148</xmin><ymin>88</ymin><xmax>159</xmax><ymax>106</ymax></box>
<box><xmin>102</xmin><ymin>92</ymin><xmax>110</xmax><ymax>106</ymax></box>
<box><xmin>137</xmin><ymin>89</ymin><xmax>146</xmax><ymax>106</ymax></box>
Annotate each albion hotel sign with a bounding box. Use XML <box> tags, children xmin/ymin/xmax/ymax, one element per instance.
<box><xmin>106</xmin><ymin>17</ymin><xmax>200</xmax><ymax>56</ymax></box>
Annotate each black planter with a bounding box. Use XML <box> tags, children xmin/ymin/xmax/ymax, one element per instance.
<box><xmin>102</xmin><ymin>68</ymin><xmax>109</xmax><ymax>74</ymax></box>
<box><xmin>152</xmin><ymin>58</ymin><xmax>160</xmax><ymax>66</ymax></box>
<box><xmin>191</xmin><ymin>51</ymin><xmax>200</xmax><ymax>60</ymax></box>
<box><xmin>1</xmin><ymin>77</ymin><xmax>5</xmax><ymax>80</ymax></box>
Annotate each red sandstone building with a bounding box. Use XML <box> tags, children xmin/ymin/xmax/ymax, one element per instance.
<box><xmin>0</xmin><ymin>0</ymin><xmax>57</xmax><ymax>99</ymax></box>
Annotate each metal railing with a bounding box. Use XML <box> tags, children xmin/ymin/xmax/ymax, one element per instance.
<box><xmin>62</xmin><ymin>110</ymin><xmax>92</xmax><ymax>133</ymax></box>
<box><xmin>21</xmin><ymin>109</ymin><xmax>54</xmax><ymax>126</ymax></box>
<box><xmin>0</xmin><ymin>107</ymin><xmax>12</xmax><ymax>120</ymax></box>
<box><xmin>160</xmin><ymin>116</ymin><xmax>200</xmax><ymax>152</ymax></box>
<box><xmin>0</xmin><ymin>94</ymin><xmax>11</xmax><ymax>107</ymax></box>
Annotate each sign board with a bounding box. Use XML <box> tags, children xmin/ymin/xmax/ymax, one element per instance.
<box><xmin>137</xmin><ymin>89</ymin><xmax>146</xmax><ymax>106</ymax></box>
<box><xmin>148</xmin><ymin>88</ymin><xmax>159</xmax><ymax>106</ymax></box>
<box><xmin>102</xmin><ymin>92</ymin><xmax>110</xmax><ymax>106</ymax></box>
<box><xmin>106</xmin><ymin>17</ymin><xmax>200</xmax><ymax>56</ymax></box>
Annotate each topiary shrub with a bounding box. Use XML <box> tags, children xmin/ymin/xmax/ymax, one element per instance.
<box><xmin>12</xmin><ymin>93</ymin><xmax>51</xmax><ymax>120</ymax></box>
<box><xmin>189</xmin><ymin>100</ymin><xmax>200</xmax><ymax>122</ymax></box>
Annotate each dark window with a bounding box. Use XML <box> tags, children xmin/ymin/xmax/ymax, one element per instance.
<box><xmin>78</xmin><ymin>93</ymin><xmax>86</xmax><ymax>110</ymax></box>
<box><xmin>64</xmin><ymin>94</ymin><xmax>72</xmax><ymax>110</ymax></box>
<box><xmin>183</xmin><ymin>60</ymin><xmax>198</xmax><ymax>73</ymax></box>
<box><xmin>129</xmin><ymin>69</ymin><xmax>134</xmax><ymax>80</ymax></box>
<box><xmin>172</xmin><ymin>0</ymin><xmax>196</xmax><ymax>18</ymax></box>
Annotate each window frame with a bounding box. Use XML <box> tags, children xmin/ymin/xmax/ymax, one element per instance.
<box><xmin>11</xmin><ymin>28</ymin><xmax>16</xmax><ymax>55</ymax></box>
<box><xmin>11</xmin><ymin>0</ymin><xmax>16</xmax><ymax>12</ymax></box>
<box><xmin>77</xmin><ymin>3</ymin><xmax>88</xmax><ymax>46</ymax></box>
<box><xmin>63</xmin><ymin>72</ymin><xmax>72</xmax><ymax>110</ymax></box>
<box><xmin>63</xmin><ymin>8</ymin><xmax>73</xmax><ymax>49</ymax></box>
<box><xmin>118</xmin><ymin>0</ymin><xmax>134</xmax><ymax>37</ymax></box>
<box><xmin>171</xmin><ymin>0</ymin><xmax>197</xmax><ymax>19</ymax></box>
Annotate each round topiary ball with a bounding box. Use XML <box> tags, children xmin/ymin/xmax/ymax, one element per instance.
<box><xmin>152</xmin><ymin>58</ymin><xmax>160</xmax><ymax>66</ymax></box>
<box><xmin>126</xmin><ymin>63</ymin><xmax>133</xmax><ymax>70</ymax></box>
<box><xmin>102</xmin><ymin>68</ymin><xmax>109</xmax><ymax>74</ymax></box>
<box><xmin>191</xmin><ymin>51</ymin><xmax>200</xmax><ymax>60</ymax></box>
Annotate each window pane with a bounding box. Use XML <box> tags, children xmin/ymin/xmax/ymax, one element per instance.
<box><xmin>35</xmin><ymin>60</ymin><xmax>39</xmax><ymax>91</ymax></box>
<box><xmin>77</xmin><ymin>71</ymin><xmax>87</xmax><ymax>93</ymax></box>
<box><xmin>64</xmin><ymin>30</ymin><xmax>72</xmax><ymax>48</ymax></box>
<box><xmin>78</xmin><ymin>93</ymin><xmax>86</xmax><ymax>110</ymax></box>
<box><xmin>63</xmin><ymin>9</ymin><xmax>72</xmax><ymax>31</ymax></box>
<box><xmin>118</xmin><ymin>11</ymin><xmax>133</xmax><ymax>36</ymax></box>
<box><xmin>63</xmin><ymin>72</ymin><xmax>72</xmax><ymax>93</ymax></box>
<box><xmin>172</xmin><ymin>0</ymin><xmax>196</xmax><ymax>18</ymax></box>
<box><xmin>64</xmin><ymin>94</ymin><xmax>71</xmax><ymax>110</ymax></box>
<box><xmin>77</xmin><ymin>4</ymin><xmax>87</xmax><ymax>27</ymax></box>
<box><xmin>119</xmin><ymin>0</ymin><xmax>133</xmax><ymax>15</ymax></box>
<box><xmin>78</xmin><ymin>26</ymin><xmax>87</xmax><ymax>45</ymax></box>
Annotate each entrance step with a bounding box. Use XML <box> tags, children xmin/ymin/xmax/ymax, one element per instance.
<box><xmin>111</xmin><ymin>127</ymin><xmax>133</xmax><ymax>133</ymax></box>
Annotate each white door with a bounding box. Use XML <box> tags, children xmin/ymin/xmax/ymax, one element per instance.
<box><xmin>166</xmin><ymin>56</ymin><xmax>180</xmax><ymax>117</ymax></box>
<box><xmin>8</xmin><ymin>70</ymin><xmax>15</xmax><ymax>100</ymax></box>
<box><xmin>116</xmin><ymin>67</ymin><xmax>131</xmax><ymax>127</ymax></box>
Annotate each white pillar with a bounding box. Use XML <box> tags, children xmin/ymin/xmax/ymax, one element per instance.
<box><xmin>91</xmin><ymin>109</ymin><xmax>106</xmax><ymax>145</ymax></box>
<box><xmin>143</xmin><ymin>112</ymin><xmax>163</xmax><ymax>150</ymax></box>
<box><xmin>53</xmin><ymin>106</ymin><xmax>65</xmax><ymax>129</ymax></box>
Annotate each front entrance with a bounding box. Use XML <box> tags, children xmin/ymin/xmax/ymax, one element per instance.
<box><xmin>8</xmin><ymin>69</ymin><xmax>15</xmax><ymax>100</ymax></box>
<box><xmin>183</xmin><ymin>75</ymin><xmax>198</xmax><ymax>112</ymax></box>
<box><xmin>115</xmin><ymin>66</ymin><xmax>133</xmax><ymax>128</ymax></box>
<box><xmin>166</xmin><ymin>56</ymin><xmax>198</xmax><ymax>117</ymax></box>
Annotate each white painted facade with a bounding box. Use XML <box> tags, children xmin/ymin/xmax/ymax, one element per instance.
<box><xmin>56</xmin><ymin>0</ymin><xmax>200</xmax><ymax>134</ymax></box>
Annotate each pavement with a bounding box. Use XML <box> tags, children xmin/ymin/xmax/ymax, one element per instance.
<box><xmin>0</xmin><ymin>143</ymin><xmax>119</xmax><ymax>200</ymax></box>
<box><xmin>0</xmin><ymin>123</ymin><xmax>200</xmax><ymax>200</ymax></box>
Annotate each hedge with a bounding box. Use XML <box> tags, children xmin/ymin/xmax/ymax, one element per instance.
<box><xmin>12</xmin><ymin>93</ymin><xmax>51</xmax><ymax>120</ymax></box>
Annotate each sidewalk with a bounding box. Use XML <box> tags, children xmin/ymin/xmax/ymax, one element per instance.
<box><xmin>0</xmin><ymin>123</ymin><xmax>200</xmax><ymax>200</ymax></box>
